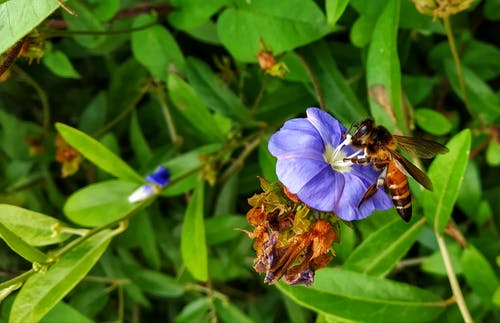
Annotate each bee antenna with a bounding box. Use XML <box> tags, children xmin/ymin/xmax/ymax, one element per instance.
<box><xmin>348</xmin><ymin>122</ymin><xmax>358</xmax><ymax>134</ymax></box>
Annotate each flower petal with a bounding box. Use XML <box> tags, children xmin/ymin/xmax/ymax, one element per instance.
<box><xmin>333</xmin><ymin>173</ymin><xmax>392</xmax><ymax>220</ymax></box>
<box><xmin>370</xmin><ymin>189</ymin><xmax>394</xmax><ymax>211</ymax></box>
<box><xmin>306</xmin><ymin>108</ymin><xmax>346</xmax><ymax>147</ymax></box>
<box><xmin>276</xmin><ymin>158</ymin><xmax>329</xmax><ymax>194</ymax></box>
<box><xmin>296</xmin><ymin>167</ymin><xmax>344</xmax><ymax>212</ymax></box>
<box><xmin>146</xmin><ymin>166</ymin><xmax>171</xmax><ymax>187</ymax></box>
<box><xmin>268</xmin><ymin>119</ymin><xmax>323</xmax><ymax>157</ymax></box>
<box><xmin>128</xmin><ymin>184</ymin><xmax>156</xmax><ymax>203</ymax></box>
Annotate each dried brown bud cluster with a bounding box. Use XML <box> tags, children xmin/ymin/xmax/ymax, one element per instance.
<box><xmin>257</xmin><ymin>51</ymin><xmax>289</xmax><ymax>78</ymax></box>
<box><xmin>55</xmin><ymin>134</ymin><xmax>81</xmax><ymax>178</ymax></box>
<box><xmin>243</xmin><ymin>177</ymin><xmax>339</xmax><ymax>286</ymax></box>
<box><xmin>411</xmin><ymin>0</ymin><xmax>474</xmax><ymax>19</ymax></box>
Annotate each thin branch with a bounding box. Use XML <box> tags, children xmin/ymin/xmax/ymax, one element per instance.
<box><xmin>443</xmin><ymin>16</ymin><xmax>473</xmax><ymax>118</ymax></box>
<box><xmin>94</xmin><ymin>81</ymin><xmax>150</xmax><ymax>139</ymax></box>
<box><xmin>436</xmin><ymin>232</ymin><xmax>473</xmax><ymax>323</ymax></box>
<box><xmin>295</xmin><ymin>52</ymin><xmax>325</xmax><ymax>110</ymax></box>
<box><xmin>45</xmin><ymin>21</ymin><xmax>158</xmax><ymax>38</ymax></box>
<box><xmin>152</xmin><ymin>84</ymin><xmax>181</xmax><ymax>145</ymax></box>
<box><xmin>11</xmin><ymin>66</ymin><xmax>51</xmax><ymax>138</ymax></box>
<box><xmin>219</xmin><ymin>131</ymin><xmax>264</xmax><ymax>183</ymax></box>
<box><xmin>0</xmin><ymin>39</ymin><xmax>23</xmax><ymax>78</ymax></box>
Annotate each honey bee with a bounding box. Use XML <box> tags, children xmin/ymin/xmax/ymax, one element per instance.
<box><xmin>345</xmin><ymin>119</ymin><xmax>449</xmax><ymax>222</ymax></box>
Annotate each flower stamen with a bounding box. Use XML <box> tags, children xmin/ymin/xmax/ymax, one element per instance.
<box><xmin>324</xmin><ymin>135</ymin><xmax>358</xmax><ymax>173</ymax></box>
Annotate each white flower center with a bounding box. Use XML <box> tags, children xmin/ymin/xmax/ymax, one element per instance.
<box><xmin>323</xmin><ymin>134</ymin><xmax>362</xmax><ymax>173</ymax></box>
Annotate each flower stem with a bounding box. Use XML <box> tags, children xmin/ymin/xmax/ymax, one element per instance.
<box><xmin>295</xmin><ymin>52</ymin><xmax>325</xmax><ymax>111</ymax></box>
<box><xmin>152</xmin><ymin>84</ymin><xmax>181</xmax><ymax>145</ymax></box>
<box><xmin>12</xmin><ymin>66</ymin><xmax>51</xmax><ymax>139</ymax></box>
<box><xmin>443</xmin><ymin>16</ymin><xmax>472</xmax><ymax>117</ymax></box>
<box><xmin>45</xmin><ymin>21</ymin><xmax>158</xmax><ymax>38</ymax></box>
<box><xmin>94</xmin><ymin>80</ymin><xmax>150</xmax><ymax>139</ymax></box>
<box><xmin>436</xmin><ymin>231</ymin><xmax>473</xmax><ymax>323</ymax></box>
<box><xmin>0</xmin><ymin>269</ymin><xmax>35</xmax><ymax>292</ymax></box>
<box><xmin>219</xmin><ymin>131</ymin><xmax>265</xmax><ymax>183</ymax></box>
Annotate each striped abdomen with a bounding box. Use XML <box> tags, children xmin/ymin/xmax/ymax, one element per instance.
<box><xmin>386</xmin><ymin>162</ymin><xmax>412</xmax><ymax>222</ymax></box>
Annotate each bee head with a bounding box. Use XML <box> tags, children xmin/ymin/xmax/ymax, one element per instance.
<box><xmin>352</xmin><ymin>119</ymin><xmax>374</xmax><ymax>138</ymax></box>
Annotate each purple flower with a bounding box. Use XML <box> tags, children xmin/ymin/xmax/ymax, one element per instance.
<box><xmin>146</xmin><ymin>166</ymin><xmax>171</xmax><ymax>187</ymax></box>
<box><xmin>128</xmin><ymin>166</ymin><xmax>171</xmax><ymax>203</ymax></box>
<box><xmin>268</xmin><ymin>108</ymin><xmax>392</xmax><ymax>221</ymax></box>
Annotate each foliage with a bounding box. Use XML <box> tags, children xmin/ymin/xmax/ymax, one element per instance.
<box><xmin>0</xmin><ymin>0</ymin><xmax>499</xmax><ymax>322</ymax></box>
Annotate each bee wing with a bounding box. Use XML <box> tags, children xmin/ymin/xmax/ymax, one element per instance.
<box><xmin>391</xmin><ymin>150</ymin><xmax>433</xmax><ymax>191</ymax></box>
<box><xmin>394</xmin><ymin>135</ymin><xmax>449</xmax><ymax>159</ymax></box>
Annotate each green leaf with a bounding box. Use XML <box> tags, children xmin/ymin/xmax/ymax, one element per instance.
<box><xmin>42</xmin><ymin>50</ymin><xmax>81</xmax><ymax>79</ymax></box>
<box><xmin>67</xmin><ymin>283</ymin><xmax>109</xmax><ymax>318</ymax></box>
<box><xmin>344</xmin><ymin>218</ymin><xmax>425</xmax><ymax>277</ymax></box>
<box><xmin>399</xmin><ymin>0</ymin><xmax>444</xmax><ymax>33</ymax></box>
<box><xmin>131</xmin><ymin>14</ymin><xmax>185</xmax><ymax>79</ymax></box>
<box><xmin>326</xmin><ymin>0</ymin><xmax>349</xmax><ymax>26</ymax></box>
<box><xmin>92</xmin><ymin>0</ymin><xmax>120</xmax><ymax>21</ymax></box>
<box><xmin>78</xmin><ymin>91</ymin><xmax>107</xmax><ymax>135</ymax></box>
<box><xmin>484</xmin><ymin>0</ymin><xmax>500</xmax><ymax>21</ymax></box>
<box><xmin>494</xmin><ymin>287</ymin><xmax>500</xmax><ymax>307</ymax></box>
<box><xmin>98</xmin><ymin>253</ymin><xmax>150</xmax><ymax>307</ymax></box>
<box><xmin>414</xmin><ymin>108</ymin><xmax>452</xmax><ymax>136</ymax></box>
<box><xmin>214</xmin><ymin>298</ymin><xmax>255</xmax><ymax>323</ymax></box>
<box><xmin>118</xmin><ymin>211</ymin><xmax>160</xmax><ymax>269</ymax></box>
<box><xmin>300</xmin><ymin>41</ymin><xmax>367</xmax><ymax>125</ymax></box>
<box><xmin>349</xmin><ymin>0</ymin><xmax>387</xmax><ymax>47</ymax></box>
<box><xmin>0</xmin><ymin>281</ymin><xmax>22</xmax><ymax>304</ymax></box>
<box><xmin>125</xmin><ymin>268</ymin><xmax>184</xmax><ymax>298</ymax></box>
<box><xmin>462</xmin><ymin>40</ymin><xmax>500</xmax><ymax>81</ymax></box>
<box><xmin>181</xmin><ymin>179</ymin><xmax>208</xmax><ymax>281</ymax></box>
<box><xmin>56</xmin><ymin>123</ymin><xmax>143</xmax><ymax>183</ymax></box>
<box><xmin>0</xmin><ymin>110</ymin><xmax>41</xmax><ymax>160</ymax></box>
<box><xmin>332</xmin><ymin>221</ymin><xmax>357</xmax><ymax>263</ymax></box>
<box><xmin>167</xmin><ymin>73</ymin><xmax>225</xmax><ymax>143</ymax></box>
<box><xmin>277</xmin><ymin>268</ymin><xmax>444</xmax><ymax>322</ymax></box>
<box><xmin>183</xmin><ymin>20</ymin><xmax>221</xmax><ymax>44</ymax></box>
<box><xmin>64</xmin><ymin>180</ymin><xmax>138</xmax><ymax>227</ymax></box>
<box><xmin>258</xmin><ymin>137</ymin><xmax>278</xmax><ymax>182</ymax></box>
<box><xmin>185</xmin><ymin>57</ymin><xmax>248</xmax><ymax>122</ymax></box>
<box><xmin>41</xmin><ymin>302</ymin><xmax>92</xmax><ymax>323</ymax></box>
<box><xmin>0</xmin><ymin>204</ymin><xmax>71</xmax><ymax>246</ymax></box>
<box><xmin>205</xmin><ymin>215</ymin><xmax>248</xmax><ymax>245</ymax></box>
<box><xmin>217</xmin><ymin>0</ymin><xmax>330</xmax><ymax>62</ymax></box>
<box><xmin>486</xmin><ymin>139</ymin><xmax>500</xmax><ymax>166</ymax></box>
<box><xmin>168</xmin><ymin>0</ymin><xmax>228</xmax><ymax>31</ymax></box>
<box><xmin>423</xmin><ymin>130</ymin><xmax>471</xmax><ymax>233</ymax></box>
<box><xmin>366</xmin><ymin>0</ymin><xmax>404</xmax><ymax>133</ymax></box>
<box><xmin>253</xmin><ymin>83</ymin><xmax>314</xmax><ymax>124</ymax></box>
<box><xmin>445</xmin><ymin>60</ymin><xmax>500</xmax><ymax>124</ymax></box>
<box><xmin>0</xmin><ymin>0</ymin><xmax>59</xmax><ymax>54</ymax></box>
<box><xmin>10</xmin><ymin>230</ymin><xmax>113</xmax><ymax>323</ymax></box>
<box><xmin>282</xmin><ymin>293</ymin><xmax>310</xmax><ymax>323</ymax></box>
<box><xmin>62</xmin><ymin>1</ymin><xmax>108</xmax><ymax>50</ymax></box>
<box><xmin>176</xmin><ymin>298</ymin><xmax>211</xmax><ymax>323</ymax></box>
<box><xmin>213</xmin><ymin>173</ymin><xmax>239</xmax><ymax>216</ymax></box>
<box><xmin>421</xmin><ymin>243</ymin><xmax>463</xmax><ymax>276</ymax></box>
<box><xmin>461</xmin><ymin>244</ymin><xmax>500</xmax><ymax>305</ymax></box>
<box><xmin>457</xmin><ymin>162</ymin><xmax>482</xmax><ymax>219</ymax></box>
<box><xmin>162</xmin><ymin>144</ymin><xmax>222</xmax><ymax>196</ymax></box>
<box><xmin>129</xmin><ymin>111</ymin><xmax>153</xmax><ymax>168</ymax></box>
<box><xmin>0</xmin><ymin>222</ymin><xmax>47</xmax><ymax>264</ymax></box>
<box><xmin>107</xmin><ymin>58</ymin><xmax>149</xmax><ymax>116</ymax></box>
<box><xmin>403</xmin><ymin>75</ymin><xmax>437</xmax><ymax>107</ymax></box>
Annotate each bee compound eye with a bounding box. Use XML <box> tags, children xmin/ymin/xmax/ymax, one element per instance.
<box><xmin>355</xmin><ymin>125</ymin><xmax>368</xmax><ymax>137</ymax></box>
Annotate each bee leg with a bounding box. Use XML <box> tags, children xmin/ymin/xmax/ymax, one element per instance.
<box><xmin>345</xmin><ymin>155</ymin><xmax>371</xmax><ymax>165</ymax></box>
<box><xmin>357</xmin><ymin>165</ymin><xmax>388</xmax><ymax>207</ymax></box>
